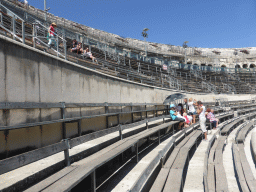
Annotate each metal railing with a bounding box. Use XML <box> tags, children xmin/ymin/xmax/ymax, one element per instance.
<box><xmin>32</xmin><ymin>21</ymin><xmax>67</xmax><ymax>59</ymax></box>
<box><xmin>1</xmin><ymin>0</ymin><xmax>256</xmax><ymax>95</ymax></box>
<box><xmin>0</xmin><ymin>2</ymin><xmax>25</xmax><ymax>43</ymax></box>
<box><xmin>202</xmin><ymin>81</ymin><xmax>217</xmax><ymax>93</ymax></box>
<box><xmin>168</xmin><ymin>76</ymin><xmax>182</xmax><ymax>90</ymax></box>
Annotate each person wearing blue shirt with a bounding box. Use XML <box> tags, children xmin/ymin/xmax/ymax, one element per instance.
<box><xmin>170</xmin><ymin>104</ymin><xmax>185</xmax><ymax>129</ymax></box>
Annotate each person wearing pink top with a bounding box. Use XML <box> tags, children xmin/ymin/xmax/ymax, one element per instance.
<box><xmin>48</xmin><ymin>23</ymin><xmax>57</xmax><ymax>48</ymax></box>
<box><xmin>206</xmin><ymin>108</ymin><xmax>219</xmax><ymax>129</ymax></box>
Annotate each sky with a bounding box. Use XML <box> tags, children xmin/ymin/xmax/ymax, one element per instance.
<box><xmin>27</xmin><ymin>0</ymin><xmax>256</xmax><ymax>48</ymax></box>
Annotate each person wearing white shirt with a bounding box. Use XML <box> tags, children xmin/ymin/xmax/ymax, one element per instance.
<box><xmin>197</xmin><ymin>101</ymin><xmax>208</xmax><ymax>141</ymax></box>
<box><xmin>24</xmin><ymin>0</ymin><xmax>28</xmax><ymax>9</ymax></box>
<box><xmin>188</xmin><ymin>98</ymin><xmax>197</xmax><ymax>124</ymax></box>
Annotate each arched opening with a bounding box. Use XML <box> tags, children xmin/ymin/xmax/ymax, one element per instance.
<box><xmin>193</xmin><ymin>64</ymin><xmax>198</xmax><ymax>70</ymax></box>
<box><xmin>243</xmin><ymin>64</ymin><xmax>248</xmax><ymax>68</ymax></box>
<box><xmin>250</xmin><ymin>64</ymin><xmax>255</xmax><ymax>68</ymax></box>
<box><xmin>201</xmin><ymin>64</ymin><xmax>206</xmax><ymax>66</ymax></box>
<box><xmin>221</xmin><ymin>65</ymin><xmax>226</xmax><ymax>68</ymax></box>
<box><xmin>187</xmin><ymin>62</ymin><xmax>192</xmax><ymax>65</ymax></box>
<box><xmin>235</xmin><ymin>64</ymin><xmax>241</xmax><ymax>68</ymax></box>
<box><xmin>208</xmin><ymin>64</ymin><xmax>213</xmax><ymax>67</ymax></box>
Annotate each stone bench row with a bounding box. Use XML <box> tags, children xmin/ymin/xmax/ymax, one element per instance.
<box><xmin>233</xmin><ymin>143</ymin><xmax>256</xmax><ymax>191</ymax></box>
<box><xmin>204</xmin><ymin>114</ymin><xmax>256</xmax><ymax>192</ymax></box>
<box><xmin>149</xmin><ymin>129</ymin><xmax>202</xmax><ymax>192</ymax></box>
<box><xmin>23</xmin><ymin>119</ymin><xmax>180</xmax><ymax>192</ymax></box>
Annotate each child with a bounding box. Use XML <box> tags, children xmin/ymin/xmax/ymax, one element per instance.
<box><xmin>183</xmin><ymin>112</ymin><xmax>191</xmax><ymax>128</ymax></box>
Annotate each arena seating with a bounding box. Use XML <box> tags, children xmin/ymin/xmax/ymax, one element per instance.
<box><xmin>1</xmin><ymin>0</ymin><xmax>256</xmax><ymax>94</ymax></box>
<box><xmin>1</xmin><ymin>1</ymin><xmax>256</xmax><ymax>192</ymax></box>
<box><xmin>233</xmin><ymin>120</ymin><xmax>256</xmax><ymax>191</ymax></box>
<box><xmin>204</xmin><ymin>113</ymin><xmax>256</xmax><ymax>192</ymax></box>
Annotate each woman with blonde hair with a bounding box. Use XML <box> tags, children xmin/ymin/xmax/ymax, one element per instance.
<box><xmin>188</xmin><ymin>98</ymin><xmax>197</xmax><ymax>124</ymax></box>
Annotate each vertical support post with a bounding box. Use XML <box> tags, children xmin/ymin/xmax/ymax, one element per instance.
<box><xmin>105</xmin><ymin>103</ymin><xmax>109</xmax><ymax>128</ymax></box>
<box><xmin>119</xmin><ymin>124</ymin><xmax>123</xmax><ymax>140</ymax></box>
<box><xmin>146</xmin><ymin>120</ymin><xmax>148</xmax><ymax>129</ymax></box>
<box><xmin>32</xmin><ymin>24</ymin><xmax>35</xmax><ymax>48</ymax></box>
<box><xmin>57</xmin><ymin>36</ymin><xmax>59</xmax><ymax>57</ymax></box>
<box><xmin>22</xmin><ymin>21</ymin><xmax>25</xmax><ymax>44</ymax></box>
<box><xmin>117</xmin><ymin>114</ymin><xmax>120</xmax><ymax>125</ymax></box>
<box><xmin>12</xmin><ymin>16</ymin><xmax>15</xmax><ymax>40</ymax></box>
<box><xmin>158</xmin><ymin>130</ymin><xmax>160</xmax><ymax>144</ymax></box>
<box><xmin>60</xmin><ymin>102</ymin><xmax>66</xmax><ymax>139</ymax></box>
<box><xmin>63</xmin><ymin>139</ymin><xmax>70</xmax><ymax>166</ymax></box>
<box><xmin>64</xmin><ymin>39</ymin><xmax>67</xmax><ymax>60</ymax></box>
<box><xmin>131</xmin><ymin>104</ymin><xmax>134</xmax><ymax>123</ymax></box>
<box><xmin>78</xmin><ymin>119</ymin><xmax>82</xmax><ymax>136</ymax></box>
<box><xmin>136</xmin><ymin>142</ymin><xmax>139</xmax><ymax>163</ymax></box>
<box><xmin>91</xmin><ymin>170</ymin><xmax>96</xmax><ymax>192</ymax></box>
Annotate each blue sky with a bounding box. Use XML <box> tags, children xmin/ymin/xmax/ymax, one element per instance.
<box><xmin>28</xmin><ymin>0</ymin><xmax>256</xmax><ymax>48</ymax></box>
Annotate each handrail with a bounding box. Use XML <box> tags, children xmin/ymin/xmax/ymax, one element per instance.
<box><xmin>0</xmin><ymin>2</ymin><xmax>24</xmax><ymax>22</ymax></box>
<box><xmin>33</xmin><ymin>20</ymin><xmax>66</xmax><ymax>42</ymax></box>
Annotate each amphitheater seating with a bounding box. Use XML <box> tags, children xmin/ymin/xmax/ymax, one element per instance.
<box><xmin>150</xmin><ymin>130</ymin><xmax>202</xmax><ymax>192</ymax></box>
<box><xmin>204</xmin><ymin>112</ymin><xmax>256</xmax><ymax>192</ymax></box>
<box><xmin>148</xmin><ymin>111</ymin><xmax>238</xmax><ymax>192</ymax></box>
<box><xmin>233</xmin><ymin>120</ymin><xmax>256</xmax><ymax>191</ymax></box>
<box><xmin>2</xmin><ymin>0</ymin><xmax>256</xmax><ymax>94</ymax></box>
<box><xmin>236</xmin><ymin>121</ymin><xmax>254</xmax><ymax>143</ymax></box>
<box><xmin>233</xmin><ymin>142</ymin><xmax>256</xmax><ymax>191</ymax></box>
<box><xmin>221</xmin><ymin>118</ymin><xmax>244</xmax><ymax>136</ymax></box>
<box><xmin>24</xmin><ymin>120</ymin><xmax>179</xmax><ymax>192</ymax></box>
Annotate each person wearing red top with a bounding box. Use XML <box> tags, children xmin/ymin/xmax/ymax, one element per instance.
<box><xmin>48</xmin><ymin>23</ymin><xmax>57</xmax><ymax>48</ymax></box>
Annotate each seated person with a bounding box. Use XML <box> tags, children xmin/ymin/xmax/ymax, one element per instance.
<box><xmin>206</xmin><ymin>108</ymin><xmax>219</xmax><ymax>129</ymax></box>
<box><xmin>76</xmin><ymin>43</ymin><xmax>82</xmax><ymax>54</ymax></box>
<box><xmin>81</xmin><ymin>48</ymin><xmax>97</xmax><ymax>62</ymax></box>
<box><xmin>177</xmin><ymin>103</ymin><xmax>184</xmax><ymax>116</ymax></box>
<box><xmin>183</xmin><ymin>112</ymin><xmax>192</xmax><ymax>127</ymax></box>
<box><xmin>170</xmin><ymin>104</ymin><xmax>185</xmax><ymax>129</ymax></box>
<box><xmin>70</xmin><ymin>39</ymin><xmax>78</xmax><ymax>52</ymax></box>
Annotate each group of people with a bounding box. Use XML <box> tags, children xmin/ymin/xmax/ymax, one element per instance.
<box><xmin>170</xmin><ymin>98</ymin><xmax>219</xmax><ymax>141</ymax></box>
<box><xmin>47</xmin><ymin>23</ymin><xmax>97</xmax><ymax>63</ymax></box>
<box><xmin>70</xmin><ymin>40</ymin><xmax>97</xmax><ymax>63</ymax></box>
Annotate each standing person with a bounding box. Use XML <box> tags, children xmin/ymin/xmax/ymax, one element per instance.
<box><xmin>183</xmin><ymin>98</ymin><xmax>188</xmax><ymax>112</ymax></box>
<box><xmin>48</xmin><ymin>23</ymin><xmax>57</xmax><ymax>48</ymax></box>
<box><xmin>24</xmin><ymin>0</ymin><xmax>28</xmax><ymax>9</ymax></box>
<box><xmin>188</xmin><ymin>98</ymin><xmax>197</xmax><ymax>124</ymax></box>
<box><xmin>197</xmin><ymin>101</ymin><xmax>207</xmax><ymax>141</ymax></box>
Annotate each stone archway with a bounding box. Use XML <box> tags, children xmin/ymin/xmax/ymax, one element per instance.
<box><xmin>250</xmin><ymin>64</ymin><xmax>255</xmax><ymax>68</ymax></box>
<box><xmin>235</xmin><ymin>64</ymin><xmax>241</xmax><ymax>68</ymax></box>
<box><xmin>221</xmin><ymin>65</ymin><xmax>226</xmax><ymax>68</ymax></box>
<box><xmin>243</xmin><ymin>64</ymin><xmax>248</xmax><ymax>68</ymax></box>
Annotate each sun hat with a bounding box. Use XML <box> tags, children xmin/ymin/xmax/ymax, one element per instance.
<box><xmin>52</xmin><ymin>22</ymin><xmax>57</xmax><ymax>26</ymax></box>
<box><xmin>170</xmin><ymin>104</ymin><xmax>175</xmax><ymax>108</ymax></box>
